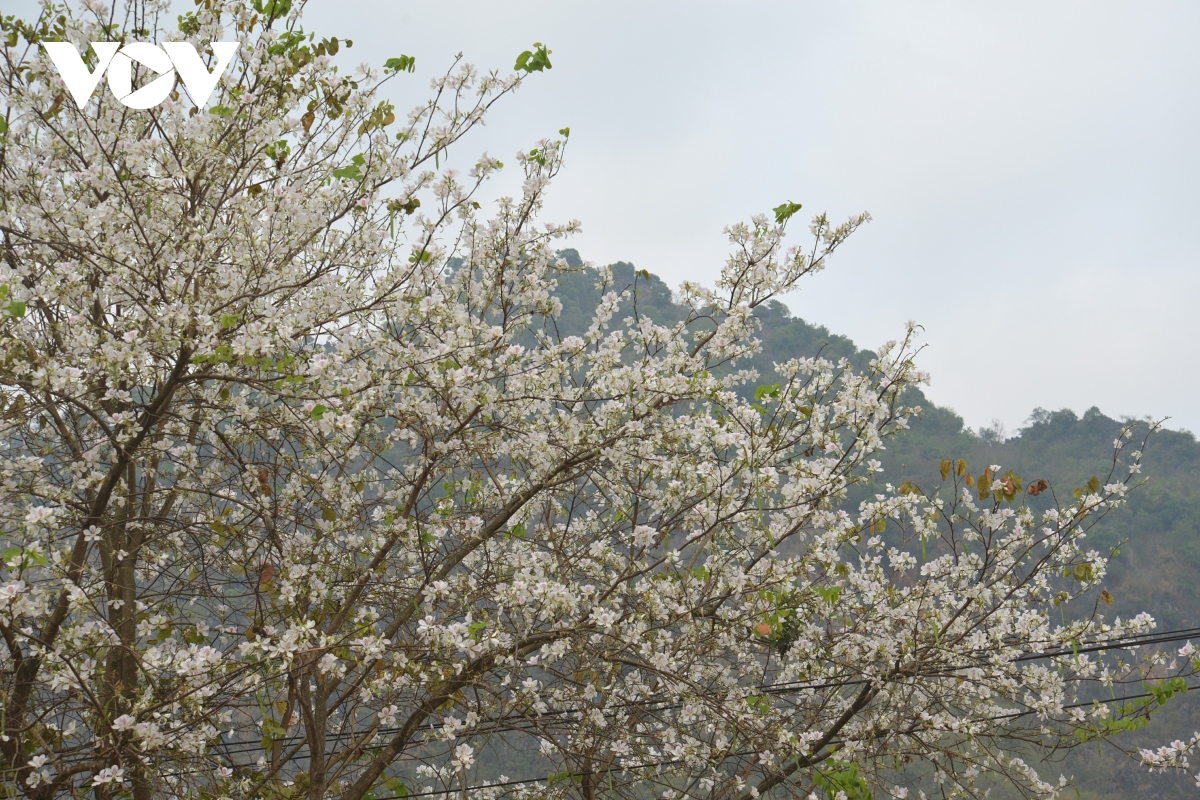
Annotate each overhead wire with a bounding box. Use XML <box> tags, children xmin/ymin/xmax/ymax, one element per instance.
<box><xmin>202</xmin><ymin>624</ymin><xmax>1200</xmax><ymax>759</ymax></box>
<box><xmin>26</xmin><ymin>626</ymin><xmax>1198</xmax><ymax>790</ymax></box>
<box><xmin>322</xmin><ymin>679</ymin><xmax>1200</xmax><ymax>799</ymax></box>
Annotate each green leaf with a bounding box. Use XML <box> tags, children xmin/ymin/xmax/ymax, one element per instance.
<box><xmin>1085</xmin><ymin>475</ymin><xmax>1101</xmax><ymax>494</ymax></box>
<box><xmin>754</xmin><ymin>383</ymin><xmax>781</xmax><ymax>402</ymax></box>
<box><xmin>547</xmin><ymin>771</ymin><xmax>581</xmax><ymax>787</ymax></box>
<box><xmin>265</xmin><ymin>139</ymin><xmax>291</xmax><ymax>165</ymax></box>
<box><xmin>815</xmin><ymin>586</ymin><xmax>841</xmax><ymax>605</ymax></box>
<box><xmin>1</xmin><ymin>546</ymin><xmax>46</xmax><ymax>572</ymax></box>
<box><xmin>267</xmin><ymin>29</ymin><xmax>306</xmax><ymax>58</ymax></box>
<box><xmin>772</xmin><ymin>201</ymin><xmax>803</xmax><ymax>225</ymax></box>
<box><xmin>262</xmin><ymin>717</ymin><xmax>287</xmax><ymax>737</ymax></box>
<box><xmin>311</xmin><ymin>404</ymin><xmax>327</xmax><ymax>420</ymax></box>
<box><xmin>5</xmin><ymin>300</ymin><xmax>25</xmax><ymax>318</ymax></box>
<box><xmin>382</xmin><ymin>777</ymin><xmax>409</xmax><ymax>797</ymax></box>
<box><xmin>333</xmin><ymin>154</ymin><xmax>366</xmax><ymax>181</ymax></box>
<box><xmin>0</xmin><ymin>117</ymin><xmax>7</xmax><ymax>135</ymax></box>
<box><xmin>745</xmin><ymin>694</ymin><xmax>770</xmax><ymax>714</ymax></box>
<box><xmin>209</xmin><ymin>105</ymin><xmax>235</xmax><ymax>117</ymax></box>
<box><xmin>360</xmin><ymin>101</ymin><xmax>397</xmax><ymax>134</ymax></box>
<box><xmin>515</xmin><ymin>42</ymin><xmax>553</xmax><ymax>73</ymax></box>
<box><xmin>252</xmin><ymin>0</ymin><xmax>292</xmax><ymax>21</ymax></box>
<box><xmin>386</xmin><ymin>197</ymin><xmax>420</xmax><ymax>215</ymax></box>
<box><xmin>384</xmin><ymin>55</ymin><xmax>416</xmax><ymax>74</ymax></box>
<box><xmin>220</xmin><ymin>313</ymin><xmax>241</xmax><ymax>329</ymax></box>
<box><xmin>559</xmin><ymin>126</ymin><xmax>570</xmax><ymax>137</ymax></box>
<box><xmin>812</xmin><ymin>758</ymin><xmax>873</xmax><ymax>800</ymax></box>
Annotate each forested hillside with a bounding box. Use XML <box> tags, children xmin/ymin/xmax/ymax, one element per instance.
<box><xmin>550</xmin><ymin>251</ymin><xmax>1200</xmax><ymax>798</ymax></box>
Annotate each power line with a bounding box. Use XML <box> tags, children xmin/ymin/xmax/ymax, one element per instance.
<box><xmin>205</xmin><ymin>625</ymin><xmax>1200</xmax><ymax>758</ymax></box>
<box><xmin>205</xmin><ymin>625</ymin><xmax>1200</xmax><ymax>757</ymax></box>
<box><xmin>366</xmin><ymin>680</ymin><xmax>1200</xmax><ymax>800</ymax></box>
<box><xmin>28</xmin><ymin>627</ymin><xmax>1198</xmax><ymax>791</ymax></box>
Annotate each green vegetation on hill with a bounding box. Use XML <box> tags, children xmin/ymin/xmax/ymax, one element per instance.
<box><xmin>548</xmin><ymin>251</ymin><xmax>1200</xmax><ymax>798</ymax></box>
<box><xmin>551</xmin><ymin>250</ymin><xmax>1200</xmax><ymax>626</ymax></box>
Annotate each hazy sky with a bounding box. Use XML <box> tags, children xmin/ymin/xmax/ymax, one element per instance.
<box><xmin>23</xmin><ymin>1</ymin><xmax>1200</xmax><ymax>434</ymax></box>
<box><xmin>300</xmin><ymin>1</ymin><xmax>1200</xmax><ymax>436</ymax></box>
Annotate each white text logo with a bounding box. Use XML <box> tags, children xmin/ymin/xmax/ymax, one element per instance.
<box><xmin>43</xmin><ymin>42</ymin><xmax>240</xmax><ymax>110</ymax></box>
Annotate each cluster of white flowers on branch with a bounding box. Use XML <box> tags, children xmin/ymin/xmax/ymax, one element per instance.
<box><xmin>0</xmin><ymin>2</ymin><xmax>1195</xmax><ymax>799</ymax></box>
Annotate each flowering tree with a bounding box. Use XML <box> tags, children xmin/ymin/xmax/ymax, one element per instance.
<box><xmin>1</xmin><ymin>2</ymin><xmax>1196</xmax><ymax>799</ymax></box>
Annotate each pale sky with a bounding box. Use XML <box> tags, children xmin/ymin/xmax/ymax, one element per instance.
<box><xmin>23</xmin><ymin>1</ymin><xmax>1200</xmax><ymax>434</ymax></box>
<box><xmin>301</xmin><ymin>1</ymin><xmax>1200</xmax><ymax>436</ymax></box>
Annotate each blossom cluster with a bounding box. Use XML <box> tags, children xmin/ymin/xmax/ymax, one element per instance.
<box><xmin>0</xmin><ymin>2</ymin><xmax>1190</xmax><ymax>799</ymax></box>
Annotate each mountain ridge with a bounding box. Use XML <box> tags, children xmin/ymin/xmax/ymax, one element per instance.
<box><xmin>549</xmin><ymin>250</ymin><xmax>1200</xmax><ymax>798</ymax></box>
